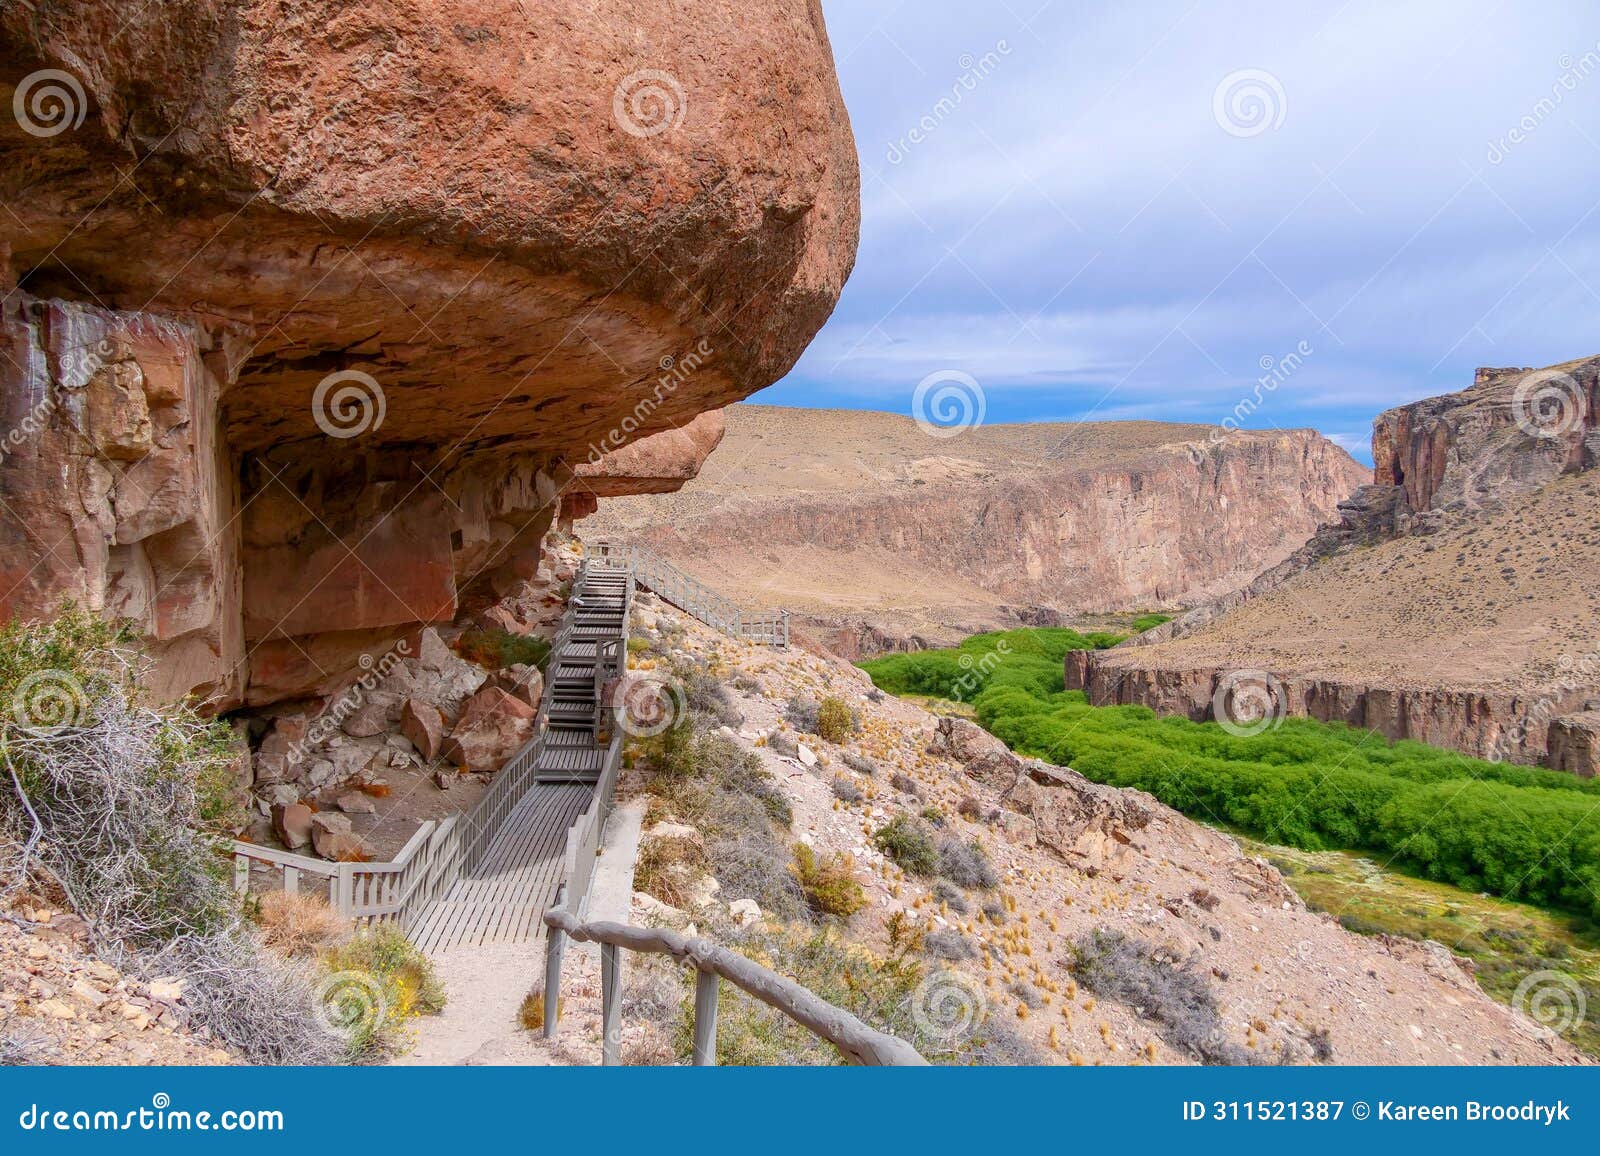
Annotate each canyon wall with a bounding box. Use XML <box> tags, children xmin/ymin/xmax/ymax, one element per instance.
<box><xmin>587</xmin><ymin>406</ymin><xmax>1368</xmax><ymax>652</ymax></box>
<box><xmin>0</xmin><ymin>0</ymin><xmax>859</xmax><ymax>708</ymax></box>
<box><xmin>1073</xmin><ymin>356</ymin><xmax>1600</xmax><ymax>769</ymax></box>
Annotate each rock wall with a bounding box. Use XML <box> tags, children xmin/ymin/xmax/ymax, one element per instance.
<box><xmin>1064</xmin><ymin>653</ymin><xmax>1595</xmax><ymax>767</ymax></box>
<box><xmin>1072</xmin><ymin>357</ymin><xmax>1600</xmax><ymax>769</ymax></box>
<box><xmin>0</xmin><ymin>0</ymin><xmax>859</xmax><ymax>708</ymax></box>
<box><xmin>627</xmin><ymin>429</ymin><xmax>1365</xmax><ymax>613</ymax></box>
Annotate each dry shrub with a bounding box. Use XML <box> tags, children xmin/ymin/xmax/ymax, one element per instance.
<box><xmin>814</xmin><ymin>696</ymin><xmax>858</xmax><ymax>744</ymax></box>
<box><xmin>635</xmin><ymin>831</ymin><xmax>712</xmax><ymax>909</ymax></box>
<box><xmin>519</xmin><ymin>989</ymin><xmax>560</xmax><ymax>1032</ymax></box>
<box><xmin>790</xmin><ymin>843</ymin><xmax>866</xmax><ymax>919</ymax></box>
<box><xmin>255</xmin><ymin>891</ymin><xmax>348</xmax><ymax>959</ymax></box>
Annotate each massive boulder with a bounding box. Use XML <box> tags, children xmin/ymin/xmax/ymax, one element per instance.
<box><xmin>0</xmin><ymin>1</ymin><xmax>859</xmax><ymax>707</ymax></box>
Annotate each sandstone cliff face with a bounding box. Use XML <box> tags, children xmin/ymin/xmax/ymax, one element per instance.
<box><xmin>1077</xmin><ymin>357</ymin><xmax>1600</xmax><ymax>769</ymax></box>
<box><xmin>0</xmin><ymin>1</ymin><xmax>859</xmax><ymax>706</ymax></box>
<box><xmin>586</xmin><ymin>406</ymin><xmax>1368</xmax><ymax>648</ymax></box>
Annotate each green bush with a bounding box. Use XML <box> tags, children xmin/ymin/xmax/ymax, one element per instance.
<box><xmin>969</xmin><ymin>677</ymin><xmax>1600</xmax><ymax>917</ymax></box>
<box><xmin>858</xmin><ymin>627</ymin><xmax>1122</xmax><ymax>704</ymax></box>
<box><xmin>453</xmin><ymin>628</ymin><xmax>550</xmax><ymax>671</ymax></box>
<box><xmin>866</xmin><ymin>628</ymin><xmax>1600</xmax><ymax>919</ymax></box>
<box><xmin>320</xmin><ymin>924</ymin><xmax>447</xmax><ymax>1057</ymax></box>
<box><xmin>815</xmin><ymin>696</ymin><xmax>858</xmax><ymax>743</ymax></box>
<box><xmin>874</xmin><ymin>815</ymin><xmax>938</xmax><ymax>876</ymax></box>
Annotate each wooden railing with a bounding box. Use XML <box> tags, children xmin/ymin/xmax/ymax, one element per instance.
<box><xmin>587</xmin><ymin>541</ymin><xmax>789</xmax><ymax>647</ymax></box>
<box><xmin>540</xmin><ymin>910</ymin><xmax>928</xmax><ymax>1066</ymax></box>
<box><xmin>230</xmin><ymin>559</ymin><xmax>621</xmax><ymax>928</ymax></box>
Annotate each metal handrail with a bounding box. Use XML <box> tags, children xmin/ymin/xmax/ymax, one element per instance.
<box><xmin>587</xmin><ymin>541</ymin><xmax>789</xmax><ymax>647</ymax></box>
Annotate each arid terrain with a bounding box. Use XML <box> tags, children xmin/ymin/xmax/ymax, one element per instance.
<box><xmin>507</xmin><ymin>597</ymin><xmax>1582</xmax><ymax>1066</ymax></box>
<box><xmin>1077</xmin><ymin>357</ymin><xmax>1600</xmax><ymax>768</ymax></box>
<box><xmin>585</xmin><ymin>405</ymin><xmax>1368</xmax><ymax>655</ymax></box>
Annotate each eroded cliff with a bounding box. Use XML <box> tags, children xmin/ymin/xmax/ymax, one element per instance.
<box><xmin>1075</xmin><ymin>356</ymin><xmax>1600</xmax><ymax>768</ymax></box>
<box><xmin>0</xmin><ymin>0</ymin><xmax>859</xmax><ymax>707</ymax></box>
<box><xmin>585</xmin><ymin>405</ymin><xmax>1369</xmax><ymax>654</ymax></box>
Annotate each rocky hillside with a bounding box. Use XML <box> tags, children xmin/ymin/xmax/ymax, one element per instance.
<box><xmin>1073</xmin><ymin>356</ymin><xmax>1600</xmax><ymax>769</ymax></box>
<box><xmin>524</xmin><ymin>596</ymin><xmax>1582</xmax><ymax>1066</ymax></box>
<box><xmin>585</xmin><ymin>405</ymin><xmax>1368</xmax><ymax>655</ymax></box>
<box><xmin>0</xmin><ymin>0</ymin><xmax>857</xmax><ymax>710</ymax></box>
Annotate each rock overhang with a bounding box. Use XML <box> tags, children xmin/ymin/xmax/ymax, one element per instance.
<box><xmin>0</xmin><ymin>0</ymin><xmax>860</xmax><ymax>707</ymax></box>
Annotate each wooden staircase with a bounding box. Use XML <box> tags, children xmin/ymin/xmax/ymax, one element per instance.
<box><xmin>534</xmin><ymin>568</ymin><xmax>630</xmax><ymax>785</ymax></box>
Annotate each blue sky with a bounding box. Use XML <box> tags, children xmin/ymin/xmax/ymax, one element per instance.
<box><xmin>753</xmin><ymin>1</ymin><xmax>1600</xmax><ymax>463</ymax></box>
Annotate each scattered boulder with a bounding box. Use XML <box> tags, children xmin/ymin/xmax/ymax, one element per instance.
<box><xmin>271</xmin><ymin>802</ymin><xmax>314</xmax><ymax>850</ymax></box>
<box><xmin>797</xmin><ymin>742</ymin><xmax>818</xmax><ymax>768</ymax></box>
<box><xmin>729</xmin><ymin>898</ymin><xmax>762</xmax><ymax>927</ymax></box>
<box><xmin>335</xmin><ymin>791</ymin><xmax>377</xmax><ymax>815</ymax></box>
<box><xmin>400</xmin><ymin>698</ymin><xmax>447</xmax><ymax>762</ymax></box>
<box><xmin>417</xmin><ymin>628</ymin><xmax>454</xmax><ymax>673</ymax></box>
<box><xmin>490</xmin><ymin>664</ymin><xmax>545</xmax><ymax>709</ymax></box>
<box><xmin>310</xmin><ymin>812</ymin><xmax>359</xmax><ymax>861</ymax></box>
<box><xmin>442</xmin><ymin>686</ymin><xmax>536</xmax><ymax>772</ymax></box>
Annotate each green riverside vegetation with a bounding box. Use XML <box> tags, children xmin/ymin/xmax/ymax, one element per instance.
<box><xmin>860</xmin><ymin>628</ymin><xmax>1600</xmax><ymax>918</ymax></box>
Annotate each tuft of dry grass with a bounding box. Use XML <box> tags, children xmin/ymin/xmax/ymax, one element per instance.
<box><xmin>254</xmin><ymin>891</ymin><xmax>349</xmax><ymax>959</ymax></box>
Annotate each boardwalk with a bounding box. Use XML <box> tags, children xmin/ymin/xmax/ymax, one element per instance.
<box><xmin>409</xmin><ymin>567</ymin><xmax>631</xmax><ymax>953</ymax></box>
<box><xmin>409</xmin><ymin>782</ymin><xmax>590</xmax><ymax>954</ymax></box>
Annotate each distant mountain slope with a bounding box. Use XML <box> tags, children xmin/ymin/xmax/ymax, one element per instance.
<box><xmin>582</xmin><ymin>405</ymin><xmax>1369</xmax><ymax>654</ymax></box>
<box><xmin>1075</xmin><ymin>356</ymin><xmax>1600</xmax><ymax>768</ymax></box>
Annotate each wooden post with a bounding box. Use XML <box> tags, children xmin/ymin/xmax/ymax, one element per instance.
<box><xmin>692</xmin><ymin>969</ymin><xmax>719</xmax><ymax>1066</ymax></box>
<box><xmin>600</xmin><ymin>942</ymin><xmax>621</xmax><ymax>1066</ymax></box>
<box><xmin>283</xmin><ymin>865</ymin><xmax>300</xmax><ymax>895</ymax></box>
<box><xmin>232</xmin><ymin>855</ymin><xmax>249</xmax><ymax>895</ymax></box>
<box><xmin>543</xmin><ymin>930</ymin><xmax>567</xmax><ymax>1039</ymax></box>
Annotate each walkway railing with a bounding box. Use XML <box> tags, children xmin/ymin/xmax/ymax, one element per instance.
<box><xmin>540</xmin><ymin>911</ymin><xmax>928</xmax><ymax>1066</ymax></box>
<box><xmin>229</xmin><ymin>559</ymin><xmax>621</xmax><ymax>929</ymax></box>
<box><xmin>587</xmin><ymin>541</ymin><xmax>789</xmax><ymax>647</ymax></box>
